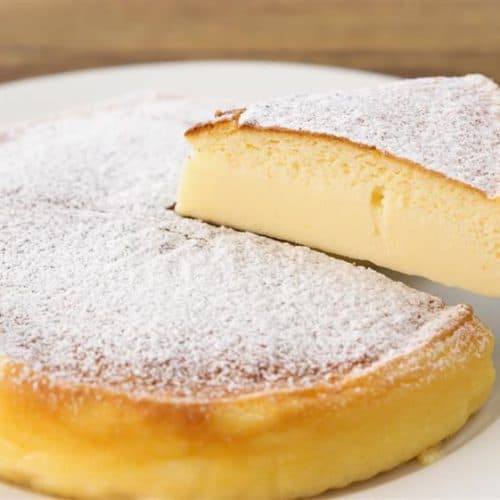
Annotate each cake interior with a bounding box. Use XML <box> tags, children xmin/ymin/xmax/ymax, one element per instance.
<box><xmin>177</xmin><ymin>118</ymin><xmax>500</xmax><ymax>296</ymax></box>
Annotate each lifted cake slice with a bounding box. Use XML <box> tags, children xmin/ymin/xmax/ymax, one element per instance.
<box><xmin>176</xmin><ymin>75</ymin><xmax>500</xmax><ymax>296</ymax></box>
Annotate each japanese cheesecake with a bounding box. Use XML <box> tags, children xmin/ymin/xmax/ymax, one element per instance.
<box><xmin>176</xmin><ymin>74</ymin><xmax>500</xmax><ymax>296</ymax></box>
<box><xmin>0</xmin><ymin>95</ymin><xmax>495</xmax><ymax>500</ymax></box>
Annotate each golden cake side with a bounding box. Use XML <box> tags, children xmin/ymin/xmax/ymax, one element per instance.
<box><xmin>0</xmin><ymin>309</ymin><xmax>494</xmax><ymax>500</ymax></box>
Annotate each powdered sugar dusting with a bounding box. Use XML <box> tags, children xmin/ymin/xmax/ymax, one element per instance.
<box><xmin>240</xmin><ymin>74</ymin><xmax>500</xmax><ymax>198</ymax></box>
<box><xmin>0</xmin><ymin>93</ymin><xmax>229</xmax><ymax>217</ymax></box>
<box><xmin>0</xmin><ymin>95</ymin><xmax>477</xmax><ymax>401</ymax></box>
<box><xmin>0</xmin><ymin>206</ymin><xmax>467</xmax><ymax>400</ymax></box>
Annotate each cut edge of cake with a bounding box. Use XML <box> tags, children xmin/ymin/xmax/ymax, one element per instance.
<box><xmin>177</xmin><ymin>75</ymin><xmax>500</xmax><ymax>296</ymax></box>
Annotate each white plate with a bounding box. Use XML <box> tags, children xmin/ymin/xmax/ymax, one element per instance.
<box><xmin>0</xmin><ymin>61</ymin><xmax>498</xmax><ymax>499</ymax></box>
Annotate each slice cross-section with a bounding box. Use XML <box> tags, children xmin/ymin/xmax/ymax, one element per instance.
<box><xmin>177</xmin><ymin>75</ymin><xmax>500</xmax><ymax>296</ymax></box>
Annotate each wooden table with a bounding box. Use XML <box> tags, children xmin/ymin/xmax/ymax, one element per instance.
<box><xmin>0</xmin><ymin>0</ymin><xmax>499</xmax><ymax>83</ymax></box>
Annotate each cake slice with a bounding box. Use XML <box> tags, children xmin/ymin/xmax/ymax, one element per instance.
<box><xmin>176</xmin><ymin>75</ymin><xmax>500</xmax><ymax>296</ymax></box>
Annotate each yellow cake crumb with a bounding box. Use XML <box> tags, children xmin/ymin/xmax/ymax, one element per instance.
<box><xmin>417</xmin><ymin>444</ymin><xmax>442</xmax><ymax>465</ymax></box>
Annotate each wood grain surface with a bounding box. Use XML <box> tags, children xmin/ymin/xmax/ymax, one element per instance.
<box><xmin>0</xmin><ymin>0</ymin><xmax>499</xmax><ymax>83</ymax></box>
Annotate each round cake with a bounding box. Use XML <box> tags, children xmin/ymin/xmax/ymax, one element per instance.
<box><xmin>0</xmin><ymin>95</ymin><xmax>494</xmax><ymax>499</ymax></box>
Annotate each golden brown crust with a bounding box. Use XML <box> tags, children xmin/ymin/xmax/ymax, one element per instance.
<box><xmin>0</xmin><ymin>309</ymin><xmax>494</xmax><ymax>499</ymax></box>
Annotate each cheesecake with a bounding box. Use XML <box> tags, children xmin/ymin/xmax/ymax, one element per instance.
<box><xmin>0</xmin><ymin>94</ymin><xmax>494</xmax><ymax>500</ymax></box>
<box><xmin>176</xmin><ymin>75</ymin><xmax>500</xmax><ymax>296</ymax></box>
